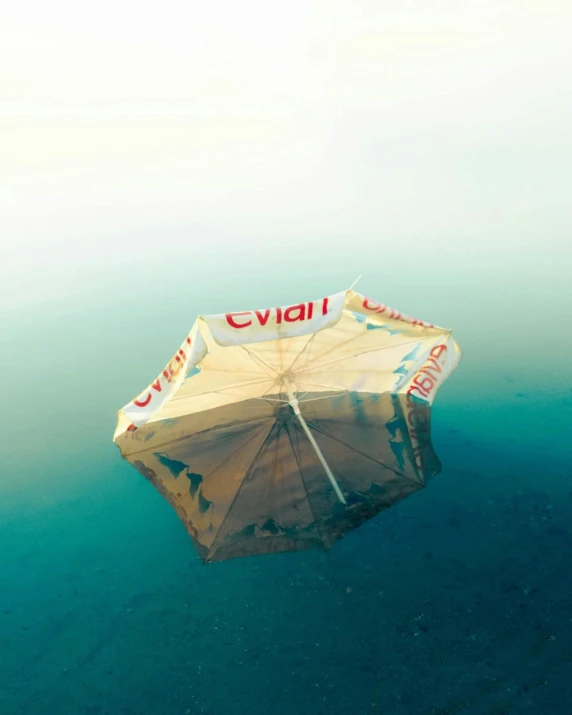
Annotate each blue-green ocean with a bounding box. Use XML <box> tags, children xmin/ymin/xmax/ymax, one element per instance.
<box><xmin>1</xmin><ymin>235</ymin><xmax>571</xmax><ymax>714</ymax></box>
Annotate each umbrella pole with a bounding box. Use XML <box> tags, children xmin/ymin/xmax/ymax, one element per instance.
<box><xmin>283</xmin><ymin>377</ymin><xmax>347</xmax><ymax>505</ymax></box>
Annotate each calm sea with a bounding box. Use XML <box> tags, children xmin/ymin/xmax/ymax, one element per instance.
<box><xmin>1</xmin><ymin>235</ymin><xmax>571</xmax><ymax>715</ymax></box>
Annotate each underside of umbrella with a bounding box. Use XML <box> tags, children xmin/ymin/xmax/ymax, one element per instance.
<box><xmin>114</xmin><ymin>289</ymin><xmax>461</xmax><ymax>563</ymax></box>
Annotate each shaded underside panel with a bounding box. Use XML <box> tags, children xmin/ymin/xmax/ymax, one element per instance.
<box><xmin>122</xmin><ymin>391</ymin><xmax>440</xmax><ymax>562</ymax></box>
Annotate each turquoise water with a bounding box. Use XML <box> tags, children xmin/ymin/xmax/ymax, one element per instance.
<box><xmin>3</xmin><ymin>2</ymin><xmax>572</xmax><ymax>709</ymax></box>
<box><xmin>1</xmin><ymin>240</ymin><xmax>571</xmax><ymax>714</ymax></box>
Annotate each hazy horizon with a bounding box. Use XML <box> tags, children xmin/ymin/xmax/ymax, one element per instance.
<box><xmin>2</xmin><ymin>3</ymin><xmax>572</xmax><ymax>714</ymax></box>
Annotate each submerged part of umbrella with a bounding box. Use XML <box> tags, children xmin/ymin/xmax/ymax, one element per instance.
<box><xmin>114</xmin><ymin>289</ymin><xmax>461</xmax><ymax>563</ymax></box>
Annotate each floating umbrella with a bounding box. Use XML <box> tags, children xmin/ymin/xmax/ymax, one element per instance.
<box><xmin>113</xmin><ymin>289</ymin><xmax>461</xmax><ymax>563</ymax></box>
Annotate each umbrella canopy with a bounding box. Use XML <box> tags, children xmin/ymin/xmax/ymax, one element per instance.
<box><xmin>113</xmin><ymin>289</ymin><xmax>461</xmax><ymax>563</ymax></box>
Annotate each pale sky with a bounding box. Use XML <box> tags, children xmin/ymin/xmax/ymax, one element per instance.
<box><xmin>1</xmin><ymin>0</ymin><xmax>571</xmax><ymax>310</ymax></box>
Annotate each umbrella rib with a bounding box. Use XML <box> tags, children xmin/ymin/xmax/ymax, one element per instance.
<box><xmin>295</xmin><ymin>337</ymin><xmax>426</xmax><ymax>376</ymax></box>
<box><xmin>191</xmin><ymin>366</ymin><xmax>265</xmax><ymax>374</ymax></box>
<box><xmin>285</xmin><ymin>423</ymin><xmax>326</xmax><ymax>546</ymax></box>
<box><xmin>196</xmin><ymin>422</ymin><xmax>272</xmax><ymax>485</ymax></box>
<box><xmin>298</xmin><ymin>391</ymin><xmax>347</xmax><ymax>405</ymax></box>
<box><xmin>286</xmin><ymin>332</ymin><xmax>318</xmax><ymax>373</ymax></box>
<box><xmin>123</xmin><ymin>414</ymin><xmax>273</xmax><ymax>457</ymax></box>
<box><xmin>169</xmin><ymin>376</ymin><xmax>273</xmax><ymax>402</ymax></box>
<box><xmin>251</xmin><ymin>380</ymin><xmax>289</xmax><ymax>405</ymax></box>
<box><xmin>287</xmin><ymin>322</ymin><xmax>372</xmax><ymax>372</ymax></box>
<box><xmin>239</xmin><ymin>345</ymin><xmax>280</xmax><ymax>378</ymax></box>
<box><xmin>303</xmin><ymin>419</ymin><xmax>419</xmax><ymax>484</ymax></box>
<box><xmin>208</xmin><ymin>420</ymin><xmax>278</xmax><ymax>550</ymax></box>
<box><xmin>293</xmin><ymin>378</ymin><xmax>349</xmax><ymax>393</ymax></box>
<box><xmin>295</xmin><ymin>310</ymin><xmax>445</xmax><ymax>373</ymax></box>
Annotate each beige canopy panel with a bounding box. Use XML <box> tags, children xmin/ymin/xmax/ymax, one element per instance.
<box><xmin>113</xmin><ymin>289</ymin><xmax>461</xmax><ymax>563</ymax></box>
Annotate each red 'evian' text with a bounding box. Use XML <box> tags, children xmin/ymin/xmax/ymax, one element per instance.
<box><xmin>402</xmin><ymin>343</ymin><xmax>448</xmax><ymax>472</ymax></box>
<box><xmin>225</xmin><ymin>298</ymin><xmax>330</xmax><ymax>329</ymax></box>
<box><xmin>362</xmin><ymin>298</ymin><xmax>434</xmax><ymax>328</ymax></box>
<box><xmin>405</xmin><ymin>395</ymin><xmax>432</xmax><ymax>472</ymax></box>
<box><xmin>132</xmin><ymin>336</ymin><xmax>192</xmax><ymax>408</ymax></box>
<box><xmin>406</xmin><ymin>344</ymin><xmax>448</xmax><ymax>401</ymax></box>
